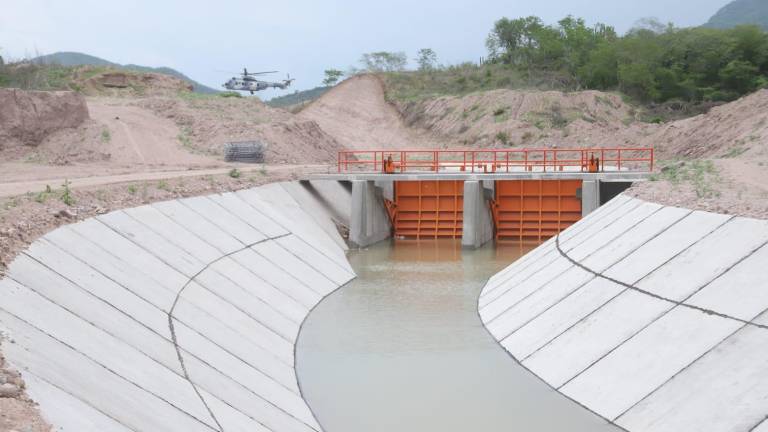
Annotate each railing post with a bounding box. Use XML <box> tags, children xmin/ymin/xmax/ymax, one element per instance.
<box><xmin>650</xmin><ymin>148</ymin><xmax>654</xmax><ymax>172</ymax></box>
<box><xmin>524</xmin><ymin>151</ymin><xmax>528</xmax><ymax>172</ymax></box>
<box><xmin>601</xmin><ymin>149</ymin><xmax>605</xmax><ymax>172</ymax></box>
<box><xmin>618</xmin><ymin>149</ymin><xmax>622</xmax><ymax>172</ymax></box>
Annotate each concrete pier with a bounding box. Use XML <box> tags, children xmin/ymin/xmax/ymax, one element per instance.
<box><xmin>462</xmin><ymin>180</ymin><xmax>494</xmax><ymax>249</ymax></box>
<box><xmin>581</xmin><ymin>180</ymin><xmax>600</xmax><ymax>217</ymax></box>
<box><xmin>349</xmin><ymin>180</ymin><xmax>392</xmax><ymax>248</ymax></box>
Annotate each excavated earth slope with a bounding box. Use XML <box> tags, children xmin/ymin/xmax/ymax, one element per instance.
<box><xmin>0</xmin><ymin>89</ymin><xmax>89</xmax><ymax>149</ymax></box>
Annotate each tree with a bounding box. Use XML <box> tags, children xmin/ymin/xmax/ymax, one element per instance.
<box><xmin>577</xmin><ymin>43</ymin><xmax>619</xmax><ymax>88</ymax></box>
<box><xmin>322</xmin><ymin>69</ymin><xmax>344</xmax><ymax>86</ymax></box>
<box><xmin>486</xmin><ymin>16</ymin><xmax>545</xmax><ymax>69</ymax></box>
<box><xmin>416</xmin><ymin>48</ymin><xmax>437</xmax><ymax>71</ymax></box>
<box><xmin>360</xmin><ymin>52</ymin><xmax>408</xmax><ymax>72</ymax></box>
<box><xmin>481</xmin><ymin>14</ymin><xmax>768</xmax><ymax>103</ymax></box>
<box><xmin>720</xmin><ymin>60</ymin><xmax>759</xmax><ymax>93</ymax></box>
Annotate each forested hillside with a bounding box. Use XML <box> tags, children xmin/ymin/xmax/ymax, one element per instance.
<box><xmin>705</xmin><ymin>0</ymin><xmax>768</xmax><ymax>30</ymax></box>
<box><xmin>384</xmin><ymin>16</ymin><xmax>768</xmax><ymax>106</ymax></box>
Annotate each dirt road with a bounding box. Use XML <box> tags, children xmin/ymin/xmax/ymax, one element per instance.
<box><xmin>0</xmin><ymin>164</ymin><xmax>330</xmax><ymax>198</ymax></box>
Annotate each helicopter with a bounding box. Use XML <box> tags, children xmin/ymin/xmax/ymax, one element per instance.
<box><xmin>223</xmin><ymin>68</ymin><xmax>295</xmax><ymax>94</ymax></box>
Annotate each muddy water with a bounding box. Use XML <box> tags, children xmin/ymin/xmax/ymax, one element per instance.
<box><xmin>296</xmin><ymin>240</ymin><xmax>619</xmax><ymax>432</ymax></box>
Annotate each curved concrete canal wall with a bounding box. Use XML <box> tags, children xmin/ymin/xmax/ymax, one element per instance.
<box><xmin>479</xmin><ymin>194</ymin><xmax>768</xmax><ymax>432</ymax></box>
<box><xmin>0</xmin><ymin>180</ymin><xmax>355</xmax><ymax>432</ymax></box>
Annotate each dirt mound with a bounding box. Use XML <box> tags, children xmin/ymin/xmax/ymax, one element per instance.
<box><xmin>137</xmin><ymin>95</ymin><xmax>343</xmax><ymax>163</ymax></box>
<box><xmin>300</xmin><ymin>74</ymin><xmax>435</xmax><ymax>149</ymax></box>
<box><xmin>629</xmin><ymin>90</ymin><xmax>768</xmax><ymax>219</ymax></box>
<box><xmin>77</xmin><ymin>69</ymin><xmax>194</xmax><ymax>97</ymax></box>
<box><xmin>392</xmin><ymin>88</ymin><xmax>646</xmax><ymax>148</ymax></box>
<box><xmin>644</xmin><ymin>89</ymin><xmax>768</xmax><ymax>159</ymax></box>
<box><xmin>0</xmin><ymin>89</ymin><xmax>89</xmax><ymax>149</ymax></box>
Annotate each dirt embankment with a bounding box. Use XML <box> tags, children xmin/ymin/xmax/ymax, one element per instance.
<box><xmin>648</xmin><ymin>89</ymin><xmax>768</xmax><ymax>159</ymax></box>
<box><xmin>139</xmin><ymin>96</ymin><xmax>343</xmax><ymax>164</ymax></box>
<box><xmin>0</xmin><ymin>89</ymin><xmax>89</xmax><ymax>152</ymax></box>
<box><xmin>77</xmin><ymin>70</ymin><xmax>193</xmax><ymax>97</ymax></box>
<box><xmin>391</xmin><ymin>89</ymin><xmax>649</xmax><ymax>149</ymax></box>
<box><xmin>0</xmin><ymin>85</ymin><xmax>345</xmax><ymax>194</ymax></box>
<box><xmin>628</xmin><ymin>90</ymin><xmax>768</xmax><ymax>219</ymax></box>
<box><xmin>300</xmin><ymin>74</ymin><xmax>441</xmax><ymax>150</ymax></box>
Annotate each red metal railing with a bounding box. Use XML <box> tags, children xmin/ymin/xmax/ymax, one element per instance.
<box><xmin>337</xmin><ymin>148</ymin><xmax>654</xmax><ymax>174</ymax></box>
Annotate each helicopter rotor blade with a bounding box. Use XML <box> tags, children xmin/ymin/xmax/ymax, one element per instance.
<box><xmin>243</xmin><ymin>70</ymin><xmax>279</xmax><ymax>76</ymax></box>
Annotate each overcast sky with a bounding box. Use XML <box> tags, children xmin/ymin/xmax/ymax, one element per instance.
<box><xmin>0</xmin><ymin>0</ymin><xmax>730</xmax><ymax>99</ymax></box>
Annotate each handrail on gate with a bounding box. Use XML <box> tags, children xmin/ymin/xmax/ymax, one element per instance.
<box><xmin>336</xmin><ymin>147</ymin><xmax>655</xmax><ymax>174</ymax></box>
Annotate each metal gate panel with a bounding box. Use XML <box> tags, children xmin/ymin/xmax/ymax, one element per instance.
<box><xmin>495</xmin><ymin>180</ymin><xmax>582</xmax><ymax>242</ymax></box>
<box><xmin>393</xmin><ymin>181</ymin><xmax>463</xmax><ymax>239</ymax></box>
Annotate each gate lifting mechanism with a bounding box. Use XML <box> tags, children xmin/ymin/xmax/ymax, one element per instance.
<box><xmin>338</xmin><ymin>147</ymin><xmax>653</xmax><ymax>174</ymax></box>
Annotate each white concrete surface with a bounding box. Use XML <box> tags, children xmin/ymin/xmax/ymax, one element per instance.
<box><xmin>461</xmin><ymin>180</ymin><xmax>494</xmax><ymax>249</ymax></box>
<box><xmin>480</xmin><ymin>194</ymin><xmax>768</xmax><ymax>432</ymax></box>
<box><xmin>0</xmin><ymin>180</ymin><xmax>355</xmax><ymax>432</ymax></box>
<box><xmin>349</xmin><ymin>180</ymin><xmax>392</xmax><ymax>248</ymax></box>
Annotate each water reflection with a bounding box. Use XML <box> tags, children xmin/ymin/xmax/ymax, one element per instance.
<box><xmin>296</xmin><ymin>239</ymin><xmax>619</xmax><ymax>432</ymax></box>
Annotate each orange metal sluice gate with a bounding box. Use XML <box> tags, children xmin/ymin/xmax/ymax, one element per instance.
<box><xmin>492</xmin><ymin>180</ymin><xmax>582</xmax><ymax>242</ymax></box>
<box><xmin>388</xmin><ymin>180</ymin><xmax>582</xmax><ymax>241</ymax></box>
<box><xmin>389</xmin><ymin>181</ymin><xmax>464</xmax><ymax>239</ymax></box>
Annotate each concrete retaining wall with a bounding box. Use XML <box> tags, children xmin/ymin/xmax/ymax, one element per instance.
<box><xmin>479</xmin><ymin>194</ymin><xmax>768</xmax><ymax>432</ymax></box>
<box><xmin>0</xmin><ymin>181</ymin><xmax>355</xmax><ymax>432</ymax></box>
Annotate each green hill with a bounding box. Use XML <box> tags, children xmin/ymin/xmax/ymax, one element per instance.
<box><xmin>705</xmin><ymin>0</ymin><xmax>768</xmax><ymax>30</ymax></box>
<box><xmin>33</xmin><ymin>51</ymin><xmax>219</xmax><ymax>94</ymax></box>
<box><xmin>267</xmin><ymin>86</ymin><xmax>331</xmax><ymax>108</ymax></box>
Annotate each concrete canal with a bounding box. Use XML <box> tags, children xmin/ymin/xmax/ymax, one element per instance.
<box><xmin>296</xmin><ymin>239</ymin><xmax>621</xmax><ymax>432</ymax></box>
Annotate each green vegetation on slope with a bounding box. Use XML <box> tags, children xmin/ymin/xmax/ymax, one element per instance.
<box><xmin>384</xmin><ymin>17</ymin><xmax>768</xmax><ymax>103</ymax></box>
<box><xmin>0</xmin><ymin>62</ymin><xmax>104</xmax><ymax>91</ymax></box>
<box><xmin>705</xmin><ymin>0</ymin><xmax>768</xmax><ymax>31</ymax></box>
<box><xmin>266</xmin><ymin>86</ymin><xmax>331</xmax><ymax>108</ymax></box>
<box><xmin>382</xmin><ymin>16</ymin><xmax>768</xmax><ymax>106</ymax></box>
<box><xmin>33</xmin><ymin>52</ymin><xmax>219</xmax><ymax>93</ymax></box>
<box><xmin>382</xmin><ymin>63</ymin><xmax>560</xmax><ymax>101</ymax></box>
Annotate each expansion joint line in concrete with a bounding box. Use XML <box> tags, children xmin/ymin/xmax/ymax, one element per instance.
<box><xmin>480</xmin><ymin>197</ymin><xmax>636</xmax><ymax>303</ymax></box>
<box><xmin>168</xmin><ymin>233</ymin><xmax>291</xmax><ymax>432</ymax></box>
<box><xmin>749</xmin><ymin>416</ymin><xmax>768</xmax><ymax>432</ymax></box>
<box><xmin>554</xmin><ymin>234</ymin><xmax>768</xmax><ymax>332</ymax></box>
